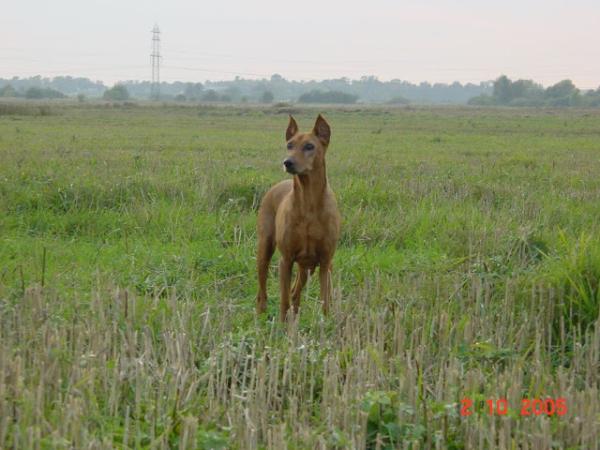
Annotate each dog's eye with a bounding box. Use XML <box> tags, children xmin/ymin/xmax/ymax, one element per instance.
<box><xmin>287</xmin><ymin>142</ymin><xmax>294</xmax><ymax>150</ymax></box>
<box><xmin>303</xmin><ymin>143</ymin><xmax>315</xmax><ymax>151</ymax></box>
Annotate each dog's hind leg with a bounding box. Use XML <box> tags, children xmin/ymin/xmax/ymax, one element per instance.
<box><xmin>291</xmin><ymin>266</ymin><xmax>308</xmax><ymax>314</ymax></box>
<box><xmin>256</xmin><ymin>223</ymin><xmax>275</xmax><ymax>314</ymax></box>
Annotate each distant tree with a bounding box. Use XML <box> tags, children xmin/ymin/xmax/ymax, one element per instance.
<box><xmin>224</xmin><ymin>86</ymin><xmax>241</xmax><ymax>102</ymax></box>
<box><xmin>25</xmin><ymin>87</ymin><xmax>65</xmax><ymax>99</ymax></box>
<box><xmin>386</xmin><ymin>95</ymin><xmax>410</xmax><ymax>105</ymax></box>
<box><xmin>77</xmin><ymin>93</ymin><xmax>86</xmax><ymax>103</ymax></box>
<box><xmin>468</xmin><ymin>94</ymin><xmax>495</xmax><ymax>106</ymax></box>
<box><xmin>298</xmin><ymin>90</ymin><xmax>358</xmax><ymax>104</ymax></box>
<box><xmin>544</xmin><ymin>80</ymin><xmax>580</xmax><ymax>106</ymax></box>
<box><xmin>103</xmin><ymin>85</ymin><xmax>130</xmax><ymax>101</ymax></box>
<box><xmin>583</xmin><ymin>88</ymin><xmax>600</xmax><ymax>107</ymax></box>
<box><xmin>511</xmin><ymin>79</ymin><xmax>543</xmax><ymax>99</ymax></box>
<box><xmin>201</xmin><ymin>90</ymin><xmax>219</xmax><ymax>102</ymax></box>
<box><xmin>545</xmin><ymin>80</ymin><xmax>577</xmax><ymax>98</ymax></box>
<box><xmin>174</xmin><ymin>94</ymin><xmax>186</xmax><ymax>102</ymax></box>
<box><xmin>493</xmin><ymin>75</ymin><xmax>513</xmax><ymax>104</ymax></box>
<box><xmin>261</xmin><ymin>91</ymin><xmax>274</xmax><ymax>103</ymax></box>
<box><xmin>26</xmin><ymin>87</ymin><xmax>43</xmax><ymax>99</ymax></box>
<box><xmin>183</xmin><ymin>82</ymin><xmax>204</xmax><ymax>100</ymax></box>
<box><xmin>0</xmin><ymin>84</ymin><xmax>18</xmax><ymax>97</ymax></box>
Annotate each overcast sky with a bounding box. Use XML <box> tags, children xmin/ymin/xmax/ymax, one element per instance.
<box><xmin>1</xmin><ymin>0</ymin><xmax>598</xmax><ymax>88</ymax></box>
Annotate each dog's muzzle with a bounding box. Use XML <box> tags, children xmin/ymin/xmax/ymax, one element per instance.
<box><xmin>283</xmin><ymin>158</ymin><xmax>297</xmax><ymax>174</ymax></box>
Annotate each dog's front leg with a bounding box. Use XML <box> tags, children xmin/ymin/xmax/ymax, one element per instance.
<box><xmin>279</xmin><ymin>258</ymin><xmax>293</xmax><ymax>321</ymax></box>
<box><xmin>319</xmin><ymin>260</ymin><xmax>332</xmax><ymax>316</ymax></box>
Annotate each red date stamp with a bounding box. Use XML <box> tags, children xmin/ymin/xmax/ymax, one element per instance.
<box><xmin>460</xmin><ymin>397</ymin><xmax>567</xmax><ymax>417</ymax></box>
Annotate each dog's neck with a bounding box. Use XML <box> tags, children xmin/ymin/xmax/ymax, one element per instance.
<box><xmin>292</xmin><ymin>161</ymin><xmax>327</xmax><ymax>212</ymax></box>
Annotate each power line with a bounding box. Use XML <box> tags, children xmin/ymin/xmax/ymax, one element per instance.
<box><xmin>163</xmin><ymin>65</ymin><xmax>273</xmax><ymax>78</ymax></box>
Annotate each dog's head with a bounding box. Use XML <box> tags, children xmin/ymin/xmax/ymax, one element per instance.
<box><xmin>282</xmin><ymin>115</ymin><xmax>330</xmax><ymax>175</ymax></box>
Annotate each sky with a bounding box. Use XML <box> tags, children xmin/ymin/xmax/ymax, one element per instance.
<box><xmin>1</xmin><ymin>0</ymin><xmax>599</xmax><ymax>88</ymax></box>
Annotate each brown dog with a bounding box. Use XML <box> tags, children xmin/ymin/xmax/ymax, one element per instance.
<box><xmin>256</xmin><ymin>115</ymin><xmax>341</xmax><ymax>321</ymax></box>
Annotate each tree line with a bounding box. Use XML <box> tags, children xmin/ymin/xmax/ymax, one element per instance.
<box><xmin>1</xmin><ymin>74</ymin><xmax>598</xmax><ymax>106</ymax></box>
<box><xmin>0</xmin><ymin>74</ymin><xmax>491</xmax><ymax>104</ymax></box>
<box><xmin>469</xmin><ymin>75</ymin><xmax>600</xmax><ymax>107</ymax></box>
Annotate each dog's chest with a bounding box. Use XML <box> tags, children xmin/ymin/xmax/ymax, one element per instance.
<box><xmin>281</xmin><ymin>214</ymin><xmax>329</xmax><ymax>266</ymax></box>
<box><xmin>296</xmin><ymin>218</ymin><xmax>323</xmax><ymax>257</ymax></box>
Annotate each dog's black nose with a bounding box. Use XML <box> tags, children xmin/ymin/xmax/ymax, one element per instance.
<box><xmin>283</xmin><ymin>159</ymin><xmax>294</xmax><ymax>170</ymax></box>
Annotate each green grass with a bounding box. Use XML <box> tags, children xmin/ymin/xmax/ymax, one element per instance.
<box><xmin>1</xmin><ymin>102</ymin><xmax>599</xmax><ymax>449</ymax></box>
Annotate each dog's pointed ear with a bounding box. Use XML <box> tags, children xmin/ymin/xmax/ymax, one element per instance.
<box><xmin>286</xmin><ymin>115</ymin><xmax>298</xmax><ymax>141</ymax></box>
<box><xmin>313</xmin><ymin>114</ymin><xmax>331</xmax><ymax>146</ymax></box>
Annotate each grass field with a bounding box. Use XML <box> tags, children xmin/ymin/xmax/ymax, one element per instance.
<box><xmin>1</xmin><ymin>102</ymin><xmax>599</xmax><ymax>449</ymax></box>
